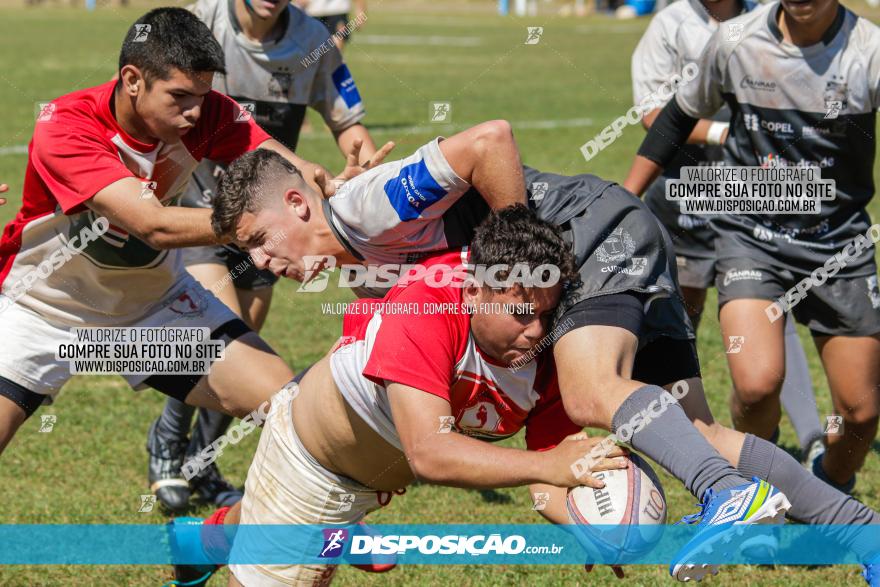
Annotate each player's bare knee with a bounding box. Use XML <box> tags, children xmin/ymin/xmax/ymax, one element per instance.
<box><xmin>563</xmin><ymin>395</ymin><xmax>607</xmax><ymax>429</ymax></box>
<box><xmin>842</xmin><ymin>407</ymin><xmax>880</xmax><ymax>429</ymax></box>
<box><xmin>560</xmin><ymin>377</ymin><xmax>626</xmax><ymax>429</ymax></box>
<box><xmin>732</xmin><ymin>377</ymin><xmax>782</xmax><ymax>406</ymax></box>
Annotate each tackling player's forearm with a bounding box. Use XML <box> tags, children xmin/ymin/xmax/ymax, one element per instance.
<box><xmin>622</xmin><ymin>155</ymin><xmax>664</xmax><ymax>197</ymax></box>
<box><xmin>139</xmin><ymin>206</ymin><xmax>225</xmax><ymax>249</ymax></box>
<box><xmin>86</xmin><ymin>177</ymin><xmax>226</xmax><ymax>250</ymax></box>
<box><xmin>406</xmin><ymin>432</ymin><xmax>555</xmax><ymax>489</ymax></box>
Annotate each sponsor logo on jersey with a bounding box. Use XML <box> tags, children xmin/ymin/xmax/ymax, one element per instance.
<box><xmin>601</xmin><ymin>257</ymin><xmax>647</xmax><ymax>275</ymax></box>
<box><xmin>332</xmin><ymin>64</ymin><xmax>362</xmax><ymax>108</ymax></box>
<box><xmin>758</xmin><ymin>153</ymin><xmax>835</xmax><ymax>169</ymax></box>
<box><xmin>742</xmin><ymin>113</ymin><xmax>794</xmax><ymax>137</ymax></box>
<box><xmin>753</xmin><ymin>224</ymin><xmax>775</xmax><ymax>242</ymax></box>
<box><xmin>802</xmin><ymin>121</ymin><xmax>847</xmax><ymax>139</ymax></box>
<box><xmin>723</xmin><ymin>268</ymin><xmax>762</xmax><ymax>286</ymax></box>
<box><xmin>595</xmin><ymin>228</ymin><xmax>636</xmax><ymax>264</ymax></box>
<box><xmin>740</xmin><ymin>75</ymin><xmax>776</xmax><ymax>92</ymax></box>
<box><xmin>383</xmin><ymin>159</ymin><xmax>447</xmax><ymax>221</ymax></box>
<box><xmin>268</xmin><ymin>70</ymin><xmax>293</xmax><ymax>99</ymax></box>
<box><xmin>677</xmin><ymin>215</ymin><xmax>710</xmax><ymax>230</ymax></box>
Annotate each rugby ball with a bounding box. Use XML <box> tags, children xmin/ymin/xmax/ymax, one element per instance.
<box><xmin>566</xmin><ymin>452</ymin><xmax>666</xmax><ymax>563</ymax></box>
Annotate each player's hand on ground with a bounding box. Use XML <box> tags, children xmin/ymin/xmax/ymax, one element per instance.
<box><xmin>314</xmin><ymin>139</ymin><xmax>395</xmax><ymax>197</ymax></box>
<box><xmin>0</xmin><ymin>183</ymin><xmax>8</xmax><ymax>206</ymax></box>
<box><xmin>543</xmin><ymin>433</ymin><xmax>628</xmax><ymax>488</ymax></box>
<box><xmin>584</xmin><ymin>564</ymin><xmax>625</xmax><ymax>579</ymax></box>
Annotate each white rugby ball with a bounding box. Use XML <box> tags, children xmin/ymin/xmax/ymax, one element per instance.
<box><xmin>566</xmin><ymin>452</ymin><xmax>666</xmax><ymax>563</ymax></box>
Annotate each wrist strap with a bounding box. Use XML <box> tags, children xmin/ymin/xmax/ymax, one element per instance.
<box><xmin>706</xmin><ymin>121</ymin><xmax>729</xmax><ymax>145</ymax></box>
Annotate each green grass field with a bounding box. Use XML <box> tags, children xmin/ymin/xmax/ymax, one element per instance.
<box><xmin>1</xmin><ymin>2</ymin><xmax>879</xmax><ymax>585</ymax></box>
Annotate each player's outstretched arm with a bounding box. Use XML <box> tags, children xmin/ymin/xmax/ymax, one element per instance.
<box><xmin>87</xmin><ymin>177</ymin><xmax>225</xmax><ymax>249</ymax></box>
<box><xmin>0</xmin><ymin>183</ymin><xmax>7</xmax><ymax>206</ymax></box>
<box><xmin>387</xmin><ymin>383</ymin><xmax>627</xmax><ymax>489</ymax></box>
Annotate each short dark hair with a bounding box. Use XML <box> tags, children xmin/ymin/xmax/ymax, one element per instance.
<box><xmin>470</xmin><ymin>204</ymin><xmax>578</xmax><ymax>290</ymax></box>
<box><xmin>212</xmin><ymin>149</ymin><xmax>303</xmax><ymax>238</ymax></box>
<box><xmin>119</xmin><ymin>8</ymin><xmax>225</xmax><ymax>85</ymax></box>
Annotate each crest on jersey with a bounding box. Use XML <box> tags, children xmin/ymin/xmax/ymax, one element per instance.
<box><xmin>458</xmin><ymin>401</ymin><xmax>502</xmax><ymax>433</ymax></box>
<box><xmin>595</xmin><ymin>228</ymin><xmax>636</xmax><ymax>264</ymax></box>
<box><xmin>268</xmin><ymin>71</ymin><xmax>293</xmax><ymax>99</ymax></box>
<box><xmin>824</xmin><ymin>77</ymin><xmax>848</xmax><ymax>111</ymax></box>
<box><xmin>168</xmin><ymin>288</ymin><xmax>208</xmax><ymax>317</ymax></box>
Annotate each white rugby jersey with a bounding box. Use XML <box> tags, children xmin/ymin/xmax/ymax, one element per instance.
<box><xmin>675</xmin><ymin>2</ymin><xmax>880</xmax><ymax>273</ymax></box>
<box><xmin>192</xmin><ymin>0</ymin><xmax>364</xmax><ymax>150</ymax></box>
<box><xmin>324</xmin><ymin>138</ymin><xmax>474</xmax><ymax>266</ymax></box>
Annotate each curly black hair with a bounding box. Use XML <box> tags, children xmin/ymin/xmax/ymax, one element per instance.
<box><xmin>469</xmin><ymin>204</ymin><xmax>578</xmax><ymax>290</ymax></box>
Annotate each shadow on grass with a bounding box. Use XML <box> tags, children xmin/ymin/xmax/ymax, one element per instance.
<box><xmin>477</xmin><ymin>489</ymin><xmax>512</xmax><ymax>504</ymax></box>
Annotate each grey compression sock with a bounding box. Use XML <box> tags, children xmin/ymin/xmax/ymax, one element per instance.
<box><xmin>612</xmin><ymin>385</ymin><xmax>750</xmax><ymax>499</ymax></box>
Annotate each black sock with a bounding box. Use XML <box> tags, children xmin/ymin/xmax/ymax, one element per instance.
<box><xmin>155</xmin><ymin>398</ymin><xmax>196</xmax><ymax>444</ymax></box>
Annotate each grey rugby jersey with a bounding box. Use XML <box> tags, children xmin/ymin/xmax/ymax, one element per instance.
<box><xmin>676</xmin><ymin>2</ymin><xmax>880</xmax><ymax>275</ymax></box>
<box><xmin>192</xmin><ymin>0</ymin><xmax>364</xmax><ymax>151</ymax></box>
<box><xmin>632</xmin><ymin>0</ymin><xmax>754</xmax><ymax>172</ymax></box>
<box><xmin>632</xmin><ymin>0</ymin><xmax>753</xmax><ymax>258</ymax></box>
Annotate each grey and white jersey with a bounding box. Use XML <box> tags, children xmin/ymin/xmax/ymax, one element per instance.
<box><xmin>192</xmin><ymin>0</ymin><xmax>364</xmax><ymax>150</ymax></box>
<box><xmin>633</xmin><ymin>0</ymin><xmax>752</xmax><ymax>259</ymax></box>
<box><xmin>676</xmin><ymin>2</ymin><xmax>880</xmax><ymax>276</ymax></box>
<box><xmin>181</xmin><ymin>0</ymin><xmax>366</xmax><ymax>212</ymax></box>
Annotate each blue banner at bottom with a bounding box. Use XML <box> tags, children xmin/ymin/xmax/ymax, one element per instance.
<box><xmin>0</xmin><ymin>524</ymin><xmax>877</xmax><ymax>565</ymax></box>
